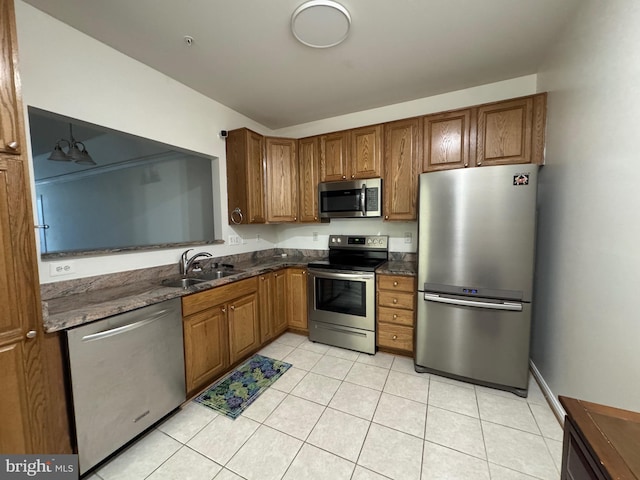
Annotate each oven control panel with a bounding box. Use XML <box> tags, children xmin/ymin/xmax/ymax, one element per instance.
<box><xmin>329</xmin><ymin>235</ymin><xmax>388</xmax><ymax>250</ymax></box>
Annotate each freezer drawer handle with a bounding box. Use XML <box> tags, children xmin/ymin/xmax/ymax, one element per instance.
<box><xmin>423</xmin><ymin>293</ymin><xmax>522</xmax><ymax>312</ymax></box>
<box><xmin>81</xmin><ymin>309</ymin><xmax>171</xmax><ymax>342</ymax></box>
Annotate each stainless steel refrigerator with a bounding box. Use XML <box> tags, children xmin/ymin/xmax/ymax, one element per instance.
<box><xmin>415</xmin><ymin>164</ymin><xmax>538</xmax><ymax>397</ymax></box>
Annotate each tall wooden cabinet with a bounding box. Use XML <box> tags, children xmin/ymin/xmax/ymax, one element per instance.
<box><xmin>226</xmin><ymin>128</ymin><xmax>266</xmax><ymax>225</ymax></box>
<box><xmin>297</xmin><ymin>136</ymin><xmax>321</xmax><ymax>223</ymax></box>
<box><xmin>265</xmin><ymin>137</ymin><xmax>298</xmax><ymax>223</ymax></box>
<box><xmin>0</xmin><ymin>0</ymin><xmax>70</xmax><ymax>455</ymax></box>
<box><xmin>383</xmin><ymin>118</ymin><xmax>421</xmax><ymax>221</ymax></box>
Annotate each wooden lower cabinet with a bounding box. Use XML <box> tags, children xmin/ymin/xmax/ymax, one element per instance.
<box><xmin>287</xmin><ymin>267</ymin><xmax>308</xmax><ymax>332</ymax></box>
<box><xmin>183</xmin><ymin>306</ymin><xmax>229</xmax><ymax>395</ymax></box>
<box><xmin>376</xmin><ymin>274</ymin><xmax>416</xmax><ymax>355</ymax></box>
<box><xmin>258</xmin><ymin>270</ymin><xmax>288</xmax><ymax>343</ymax></box>
<box><xmin>228</xmin><ymin>292</ymin><xmax>260</xmax><ymax>363</ymax></box>
<box><xmin>182</xmin><ymin>277</ymin><xmax>259</xmax><ymax>395</ymax></box>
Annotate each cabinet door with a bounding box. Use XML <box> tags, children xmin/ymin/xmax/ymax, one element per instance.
<box><xmin>273</xmin><ymin>270</ymin><xmax>288</xmax><ymax>335</ymax></box>
<box><xmin>183</xmin><ymin>306</ymin><xmax>229</xmax><ymax>395</ymax></box>
<box><xmin>0</xmin><ymin>342</ymin><xmax>31</xmax><ymax>452</ymax></box>
<box><xmin>246</xmin><ymin>130</ymin><xmax>266</xmax><ymax>223</ymax></box>
<box><xmin>258</xmin><ymin>274</ymin><xmax>274</xmax><ymax>343</ymax></box>
<box><xmin>320</xmin><ymin>131</ymin><xmax>349</xmax><ymax>181</ymax></box>
<box><xmin>287</xmin><ymin>268</ymin><xmax>308</xmax><ymax>331</ymax></box>
<box><xmin>383</xmin><ymin>118</ymin><xmax>421</xmax><ymax>221</ymax></box>
<box><xmin>265</xmin><ymin>137</ymin><xmax>298</xmax><ymax>222</ymax></box>
<box><xmin>351</xmin><ymin>124</ymin><xmax>382</xmax><ymax>179</ymax></box>
<box><xmin>298</xmin><ymin>136</ymin><xmax>320</xmax><ymax>222</ymax></box>
<box><xmin>228</xmin><ymin>292</ymin><xmax>260</xmax><ymax>364</ymax></box>
<box><xmin>476</xmin><ymin>97</ymin><xmax>533</xmax><ymax>167</ymax></box>
<box><xmin>0</xmin><ymin>0</ymin><xmax>22</xmax><ymax>156</ymax></box>
<box><xmin>423</xmin><ymin>109</ymin><xmax>472</xmax><ymax>172</ymax></box>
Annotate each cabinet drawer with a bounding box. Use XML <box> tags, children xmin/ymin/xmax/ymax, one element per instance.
<box><xmin>377</xmin><ymin>306</ymin><xmax>414</xmax><ymax>327</ymax></box>
<box><xmin>378</xmin><ymin>275</ymin><xmax>415</xmax><ymax>292</ymax></box>
<box><xmin>378</xmin><ymin>323</ymin><xmax>413</xmax><ymax>352</ymax></box>
<box><xmin>182</xmin><ymin>277</ymin><xmax>258</xmax><ymax>316</ymax></box>
<box><xmin>377</xmin><ymin>290</ymin><xmax>415</xmax><ymax>310</ymax></box>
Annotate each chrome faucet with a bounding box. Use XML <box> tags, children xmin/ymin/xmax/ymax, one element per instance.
<box><xmin>180</xmin><ymin>249</ymin><xmax>213</xmax><ymax>276</ymax></box>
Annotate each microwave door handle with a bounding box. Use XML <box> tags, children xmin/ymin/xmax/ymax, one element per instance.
<box><xmin>360</xmin><ymin>184</ymin><xmax>366</xmax><ymax>215</ymax></box>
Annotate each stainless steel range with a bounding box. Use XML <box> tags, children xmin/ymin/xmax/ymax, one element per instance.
<box><xmin>307</xmin><ymin>235</ymin><xmax>389</xmax><ymax>354</ymax></box>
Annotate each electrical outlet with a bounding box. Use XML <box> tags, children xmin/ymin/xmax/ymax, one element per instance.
<box><xmin>404</xmin><ymin>232</ymin><xmax>413</xmax><ymax>244</ymax></box>
<box><xmin>312</xmin><ymin>232</ymin><xmax>318</xmax><ymax>241</ymax></box>
<box><xmin>227</xmin><ymin>235</ymin><xmax>241</xmax><ymax>245</ymax></box>
<box><xmin>49</xmin><ymin>261</ymin><xmax>76</xmax><ymax>277</ymax></box>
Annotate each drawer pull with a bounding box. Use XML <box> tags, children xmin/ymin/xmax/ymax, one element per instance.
<box><xmin>393</xmin><ymin>281</ymin><xmax>398</xmax><ymax>286</ymax></box>
<box><xmin>392</xmin><ymin>335</ymin><xmax>398</xmax><ymax>340</ymax></box>
<box><xmin>393</xmin><ymin>314</ymin><xmax>397</xmax><ymax>319</ymax></box>
<box><xmin>393</xmin><ymin>298</ymin><xmax>398</xmax><ymax>304</ymax></box>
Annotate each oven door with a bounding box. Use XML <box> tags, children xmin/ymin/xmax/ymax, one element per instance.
<box><xmin>307</xmin><ymin>268</ymin><xmax>375</xmax><ymax>331</ymax></box>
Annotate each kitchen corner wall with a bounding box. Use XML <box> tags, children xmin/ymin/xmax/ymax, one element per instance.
<box><xmin>15</xmin><ymin>0</ymin><xmax>536</xmax><ymax>283</ymax></box>
<box><xmin>534</xmin><ymin>1</ymin><xmax>640</xmax><ymax>410</ymax></box>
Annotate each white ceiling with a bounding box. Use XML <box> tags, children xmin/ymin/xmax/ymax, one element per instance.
<box><xmin>22</xmin><ymin>0</ymin><xmax>581</xmax><ymax>129</ymax></box>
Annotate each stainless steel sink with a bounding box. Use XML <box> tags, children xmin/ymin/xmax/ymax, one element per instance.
<box><xmin>161</xmin><ymin>277</ymin><xmax>205</xmax><ymax>289</ymax></box>
<box><xmin>195</xmin><ymin>269</ymin><xmax>244</xmax><ymax>280</ymax></box>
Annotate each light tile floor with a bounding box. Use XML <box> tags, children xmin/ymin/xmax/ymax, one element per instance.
<box><xmin>88</xmin><ymin>332</ymin><xmax>563</xmax><ymax>480</ymax></box>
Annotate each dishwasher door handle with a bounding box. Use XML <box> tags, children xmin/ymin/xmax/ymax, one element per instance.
<box><xmin>423</xmin><ymin>293</ymin><xmax>523</xmax><ymax>312</ymax></box>
<box><xmin>81</xmin><ymin>309</ymin><xmax>170</xmax><ymax>342</ymax></box>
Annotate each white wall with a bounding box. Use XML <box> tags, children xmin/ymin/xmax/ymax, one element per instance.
<box><xmin>15</xmin><ymin>1</ymin><xmax>277</xmax><ymax>283</ymax></box>
<box><xmin>16</xmin><ymin>1</ymin><xmax>537</xmax><ymax>282</ymax></box>
<box><xmin>533</xmin><ymin>1</ymin><xmax>640</xmax><ymax>410</ymax></box>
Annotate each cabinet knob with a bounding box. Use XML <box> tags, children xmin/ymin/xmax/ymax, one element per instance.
<box><xmin>294</xmin><ymin>217</ymin><xmax>297</xmax><ymax>221</ymax></box>
<box><xmin>230</xmin><ymin>305</ymin><xmax>235</xmax><ymax>311</ymax></box>
<box><xmin>342</xmin><ymin>175</ymin><xmax>346</xmax><ymax>179</ymax></box>
<box><xmin>393</xmin><ymin>314</ymin><xmax>397</xmax><ymax>319</ymax></box>
<box><xmin>477</xmin><ymin>161</ymin><xmax>482</xmax><ymax>166</ymax></box>
<box><xmin>260</xmin><ymin>276</ymin><xmax>265</xmax><ymax>280</ymax></box>
<box><xmin>393</xmin><ymin>281</ymin><xmax>398</xmax><ymax>286</ymax></box>
<box><xmin>464</xmin><ymin>162</ymin><xmax>469</xmax><ymax>167</ymax></box>
<box><xmin>26</xmin><ymin>330</ymin><xmax>37</xmax><ymax>339</ymax></box>
<box><xmin>7</xmin><ymin>141</ymin><xmax>19</xmax><ymax>151</ymax></box>
<box><xmin>384</xmin><ymin>215</ymin><xmax>389</xmax><ymax>220</ymax></box>
<box><xmin>314</xmin><ymin>216</ymin><xmax>317</xmax><ymax>220</ymax></box>
<box><xmin>351</xmin><ymin>174</ymin><xmax>355</xmax><ymax>179</ymax></box>
<box><xmin>392</xmin><ymin>335</ymin><xmax>398</xmax><ymax>340</ymax></box>
<box><xmin>393</xmin><ymin>298</ymin><xmax>398</xmax><ymax>304</ymax></box>
<box><xmin>274</xmin><ymin>273</ymin><xmax>278</xmax><ymax>277</ymax></box>
<box><xmin>221</xmin><ymin>307</ymin><xmax>226</xmax><ymax>313</ymax></box>
<box><xmin>302</xmin><ymin>271</ymin><xmax>306</xmax><ymax>275</ymax></box>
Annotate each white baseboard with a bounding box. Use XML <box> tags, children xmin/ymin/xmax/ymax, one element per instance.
<box><xmin>529</xmin><ymin>359</ymin><xmax>566</xmax><ymax>424</ymax></box>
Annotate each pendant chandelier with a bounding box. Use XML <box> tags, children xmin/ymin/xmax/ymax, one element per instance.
<box><xmin>47</xmin><ymin>123</ymin><xmax>96</xmax><ymax>165</ymax></box>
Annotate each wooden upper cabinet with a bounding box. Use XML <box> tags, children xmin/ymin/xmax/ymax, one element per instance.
<box><xmin>383</xmin><ymin>117</ymin><xmax>421</xmax><ymax>221</ymax></box>
<box><xmin>476</xmin><ymin>95</ymin><xmax>543</xmax><ymax>167</ymax></box>
<box><xmin>298</xmin><ymin>136</ymin><xmax>321</xmax><ymax>223</ymax></box>
<box><xmin>0</xmin><ymin>0</ymin><xmax>22</xmax><ymax>156</ymax></box>
<box><xmin>225</xmin><ymin>128</ymin><xmax>266</xmax><ymax>225</ymax></box>
<box><xmin>320</xmin><ymin>131</ymin><xmax>349</xmax><ymax>181</ymax></box>
<box><xmin>265</xmin><ymin>137</ymin><xmax>298</xmax><ymax>222</ymax></box>
<box><xmin>320</xmin><ymin>125</ymin><xmax>382</xmax><ymax>182</ymax></box>
<box><xmin>423</xmin><ymin>109</ymin><xmax>473</xmax><ymax>172</ymax></box>
<box><xmin>351</xmin><ymin>124</ymin><xmax>382</xmax><ymax>179</ymax></box>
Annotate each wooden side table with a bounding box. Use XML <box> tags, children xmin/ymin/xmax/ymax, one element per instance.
<box><xmin>560</xmin><ymin>396</ymin><xmax>640</xmax><ymax>480</ymax></box>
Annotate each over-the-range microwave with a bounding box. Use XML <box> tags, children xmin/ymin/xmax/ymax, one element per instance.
<box><xmin>318</xmin><ymin>178</ymin><xmax>382</xmax><ymax>219</ymax></box>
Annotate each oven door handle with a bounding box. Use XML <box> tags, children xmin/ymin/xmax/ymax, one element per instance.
<box><xmin>308</xmin><ymin>270</ymin><xmax>374</xmax><ymax>281</ymax></box>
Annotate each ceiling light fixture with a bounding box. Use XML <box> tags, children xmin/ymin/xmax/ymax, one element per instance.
<box><xmin>291</xmin><ymin>0</ymin><xmax>351</xmax><ymax>49</ymax></box>
<box><xmin>47</xmin><ymin>123</ymin><xmax>96</xmax><ymax>165</ymax></box>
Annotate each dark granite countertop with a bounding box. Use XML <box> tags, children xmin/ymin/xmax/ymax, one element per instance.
<box><xmin>42</xmin><ymin>250</ymin><xmax>417</xmax><ymax>333</ymax></box>
<box><xmin>42</xmin><ymin>254</ymin><xmax>318</xmax><ymax>333</ymax></box>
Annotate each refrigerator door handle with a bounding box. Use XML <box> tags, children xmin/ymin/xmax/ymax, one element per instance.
<box><xmin>423</xmin><ymin>293</ymin><xmax>523</xmax><ymax>312</ymax></box>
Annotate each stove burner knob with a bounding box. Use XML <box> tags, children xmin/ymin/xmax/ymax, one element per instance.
<box><xmin>367</xmin><ymin>238</ymin><xmax>372</xmax><ymax>244</ymax></box>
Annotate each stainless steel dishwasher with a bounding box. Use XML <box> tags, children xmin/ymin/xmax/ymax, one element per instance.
<box><xmin>66</xmin><ymin>298</ymin><xmax>185</xmax><ymax>474</ymax></box>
